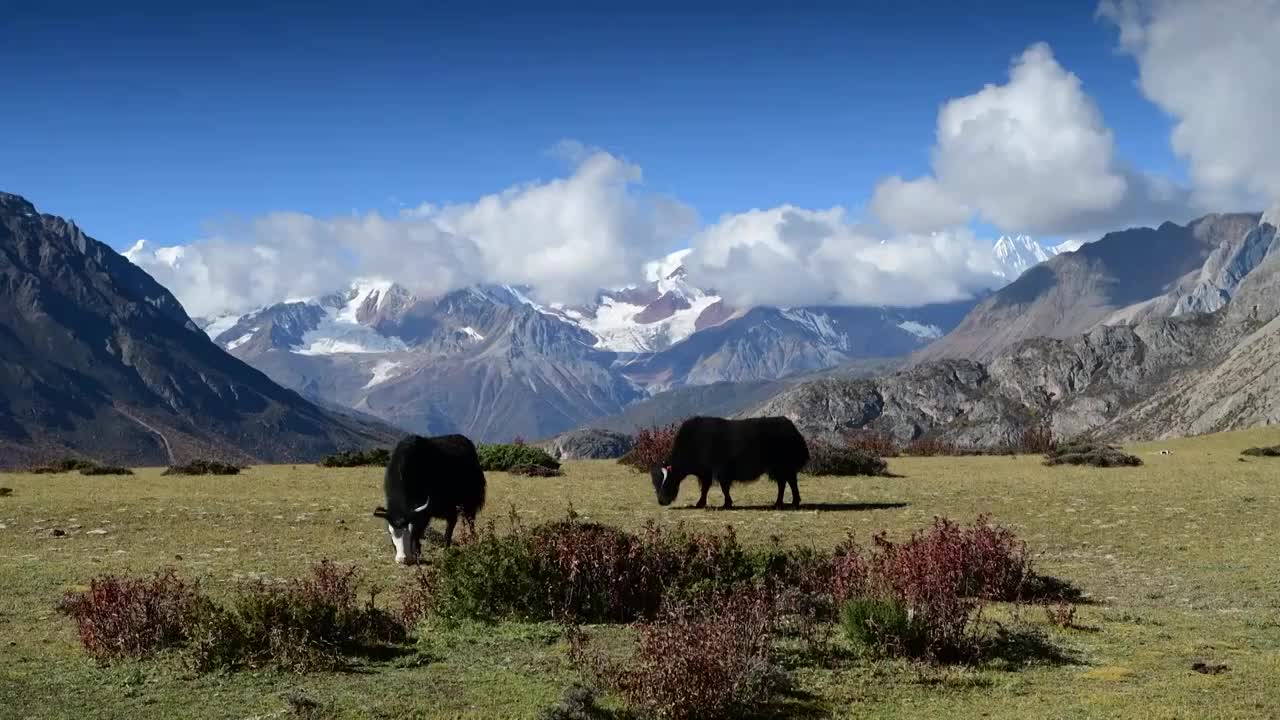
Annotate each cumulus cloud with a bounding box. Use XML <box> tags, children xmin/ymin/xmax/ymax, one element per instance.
<box><xmin>868</xmin><ymin>176</ymin><xmax>971</xmax><ymax>233</ymax></box>
<box><xmin>126</xmin><ymin>148</ymin><xmax>696</xmax><ymax>317</ymax></box>
<box><xmin>1099</xmin><ymin>0</ymin><xmax>1280</xmax><ymax>211</ymax></box>
<box><xmin>871</xmin><ymin>42</ymin><xmax>1192</xmax><ymax>236</ymax></box>
<box><xmin>683</xmin><ymin>206</ymin><xmax>1001</xmax><ymax>308</ymax></box>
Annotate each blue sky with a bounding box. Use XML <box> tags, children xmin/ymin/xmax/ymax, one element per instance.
<box><xmin>2</xmin><ymin>0</ymin><xmax>1182</xmax><ymax>252</ymax></box>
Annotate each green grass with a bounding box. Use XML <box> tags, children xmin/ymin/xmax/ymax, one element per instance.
<box><xmin>2</xmin><ymin>428</ymin><xmax>1280</xmax><ymax>719</ymax></box>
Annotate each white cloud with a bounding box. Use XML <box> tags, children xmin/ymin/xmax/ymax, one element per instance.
<box><xmin>683</xmin><ymin>205</ymin><xmax>1001</xmax><ymax>308</ymax></box>
<box><xmin>871</xmin><ymin>42</ymin><xmax>1192</xmax><ymax>236</ymax></box>
<box><xmin>1099</xmin><ymin>0</ymin><xmax>1280</xmax><ymax>211</ymax></box>
<box><xmin>126</xmin><ymin>148</ymin><xmax>696</xmax><ymax>317</ymax></box>
<box><xmin>868</xmin><ymin>176</ymin><xmax>971</xmax><ymax>233</ymax></box>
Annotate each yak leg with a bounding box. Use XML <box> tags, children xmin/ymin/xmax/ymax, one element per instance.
<box><xmin>719</xmin><ymin>477</ymin><xmax>734</xmax><ymax>509</ymax></box>
<box><xmin>442</xmin><ymin>510</ymin><xmax>459</xmax><ymax>547</ymax></box>
<box><xmin>786</xmin><ymin>471</ymin><xmax>801</xmax><ymax>508</ymax></box>
<box><xmin>773</xmin><ymin>476</ymin><xmax>786</xmax><ymax>509</ymax></box>
<box><xmin>695</xmin><ymin>475</ymin><xmax>712</xmax><ymax>508</ymax></box>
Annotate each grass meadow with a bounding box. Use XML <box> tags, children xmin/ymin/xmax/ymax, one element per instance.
<box><xmin>1</xmin><ymin>428</ymin><xmax>1278</xmax><ymax>719</ymax></box>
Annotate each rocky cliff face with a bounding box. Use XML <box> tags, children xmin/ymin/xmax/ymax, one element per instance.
<box><xmin>743</xmin><ymin>213</ymin><xmax>1280</xmax><ymax>446</ymax></box>
<box><xmin>0</xmin><ymin>193</ymin><xmax>397</xmax><ymax>469</ymax></box>
<box><xmin>917</xmin><ymin>214</ymin><xmax>1260</xmax><ymax>362</ymax></box>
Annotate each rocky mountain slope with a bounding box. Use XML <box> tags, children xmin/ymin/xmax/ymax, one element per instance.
<box><xmin>741</xmin><ymin>212</ymin><xmax>1280</xmax><ymax>446</ymax></box>
<box><xmin>916</xmin><ymin>213</ymin><xmax>1261</xmax><ymax>362</ymax></box>
<box><xmin>0</xmin><ymin>193</ymin><xmax>398</xmax><ymax>469</ymax></box>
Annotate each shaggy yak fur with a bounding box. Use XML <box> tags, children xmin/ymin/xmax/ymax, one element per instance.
<box><xmin>372</xmin><ymin>434</ymin><xmax>487</xmax><ymax>563</ymax></box>
<box><xmin>651</xmin><ymin>416</ymin><xmax>810</xmax><ymax>510</ymax></box>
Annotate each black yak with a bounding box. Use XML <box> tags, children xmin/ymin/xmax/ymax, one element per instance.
<box><xmin>650</xmin><ymin>416</ymin><xmax>810</xmax><ymax>510</ymax></box>
<box><xmin>372</xmin><ymin>433</ymin><xmax>486</xmax><ymax>564</ymax></box>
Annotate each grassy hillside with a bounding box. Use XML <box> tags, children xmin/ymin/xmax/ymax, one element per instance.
<box><xmin>1</xmin><ymin>427</ymin><xmax>1278</xmax><ymax>719</ymax></box>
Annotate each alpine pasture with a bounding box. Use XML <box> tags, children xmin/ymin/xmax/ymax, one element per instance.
<box><xmin>1</xmin><ymin>428</ymin><xmax>1278</xmax><ymax>719</ymax></box>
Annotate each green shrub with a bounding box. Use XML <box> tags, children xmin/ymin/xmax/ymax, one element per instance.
<box><xmin>804</xmin><ymin>442</ymin><xmax>888</xmax><ymax>476</ymax></box>
<box><xmin>1043</xmin><ymin>442</ymin><xmax>1142</xmax><ymax>467</ymax></box>
<box><xmin>80</xmin><ymin>465</ymin><xmax>133</xmax><ymax>476</ymax></box>
<box><xmin>476</xmin><ymin>443</ymin><xmax>560</xmax><ymax>472</ymax></box>
<box><xmin>536</xmin><ymin>683</ymin><xmax>606</xmax><ymax>720</ymax></box>
<box><xmin>29</xmin><ymin>458</ymin><xmax>101</xmax><ymax>474</ymax></box>
<box><xmin>318</xmin><ymin>448</ymin><xmax>390</xmax><ymax>467</ymax></box>
<box><xmin>162</xmin><ymin>460</ymin><xmax>243</xmax><ymax>476</ymax></box>
<box><xmin>509</xmin><ymin>463</ymin><xmax>564</xmax><ymax>477</ymax></box>
<box><xmin>1241</xmin><ymin>445</ymin><xmax>1280</xmax><ymax>457</ymax></box>
<box><xmin>840</xmin><ymin>597</ymin><xmax>929</xmax><ymax>659</ymax></box>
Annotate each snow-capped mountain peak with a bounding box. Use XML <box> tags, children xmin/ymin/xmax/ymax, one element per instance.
<box><xmin>991</xmin><ymin>235</ymin><xmax>1060</xmax><ymax>281</ymax></box>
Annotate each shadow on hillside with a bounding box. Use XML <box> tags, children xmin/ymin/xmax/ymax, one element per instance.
<box><xmin>673</xmin><ymin>502</ymin><xmax>909</xmax><ymax>513</ymax></box>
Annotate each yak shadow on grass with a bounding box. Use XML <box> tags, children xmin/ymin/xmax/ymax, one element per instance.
<box><xmin>981</xmin><ymin>623</ymin><xmax>1083</xmax><ymax>671</ymax></box>
<box><xmin>1023</xmin><ymin>574</ymin><xmax>1094</xmax><ymax>605</ymax></box>
<box><xmin>672</xmin><ymin>502</ymin><xmax>909</xmax><ymax>513</ymax></box>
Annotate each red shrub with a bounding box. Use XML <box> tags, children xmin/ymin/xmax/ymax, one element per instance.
<box><xmin>1012</xmin><ymin>425</ymin><xmax>1056</xmax><ymax>455</ymax></box>
<box><xmin>617</xmin><ymin>422</ymin><xmax>680</xmax><ymax>471</ymax></box>
<box><xmin>836</xmin><ymin>515</ymin><xmax>1034</xmax><ymax>660</ymax></box>
<box><xmin>57</xmin><ymin>568</ymin><xmax>203</xmax><ymax>661</ymax></box>
<box><xmin>572</xmin><ymin>589</ymin><xmax>787</xmax><ymax>720</ymax></box>
<box><xmin>841</xmin><ymin>429</ymin><xmax>901</xmax><ymax>457</ymax></box>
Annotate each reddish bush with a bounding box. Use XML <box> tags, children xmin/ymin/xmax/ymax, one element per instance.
<box><xmin>394</xmin><ymin>567</ymin><xmax>435</xmax><ymax>629</ymax></box>
<box><xmin>1012</xmin><ymin>425</ymin><xmax>1056</xmax><ymax>455</ymax></box>
<box><xmin>187</xmin><ymin>560</ymin><xmax>408</xmax><ymax>672</ymax></box>
<box><xmin>572</xmin><ymin>589</ymin><xmax>787</xmax><ymax>720</ymax></box>
<box><xmin>841</xmin><ymin>429</ymin><xmax>901</xmax><ymax>457</ymax></box>
<box><xmin>56</xmin><ymin>568</ymin><xmax>203</xmax><ymax>661</ymax></box>
<box><xmin>617</xmin><ymin>422</ymin><xmax>680</xmax><ymax>471</ymax></box>
<box><xmin>841</xmin><ymin>515</ymin><xmax>1034</xmax><ymax>659</ymax></box>
<box><xmin>1044</xmin><ymin>599</ymin><xmax>1077</xmax><ymax>628</ymax></box>
<box><xmin>531</xmin><ymin>520</ymin><xmax>670</xmax><ymax>622</ymax></box>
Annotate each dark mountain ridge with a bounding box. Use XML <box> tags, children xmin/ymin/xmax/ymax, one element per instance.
<box><xmin>0</xmin><ymin>192</ymin><xmax>398</xmax><ymax>469</ymax></box>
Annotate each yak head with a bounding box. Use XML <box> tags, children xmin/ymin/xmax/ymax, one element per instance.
<box><xmin>650</xmin><ymin>463</ymin><xmax>680</xmax><ymax>506</ymax></box>
<box><xmin>372</xmin><ymin>500</ymin><xmax>430</xmax><ymax>565</ymax></box>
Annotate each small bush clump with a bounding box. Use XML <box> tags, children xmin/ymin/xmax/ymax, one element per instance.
<box><xmin>319</xmin><ymin>448</ymin><xmax>390</xmax><ymax>468</ymax></box>
<box><xmin>571</xmin><ymin>590</ymin><xmax>788</xmax><ymax>720</ymax></box>
<box><xmin>804</xmin><ymin>441</ymin><xmax>888</xmax><ymax>476</ymax></box>
<box><xmin>617</xmin><ymin>422</ymin><xmax>680</xmax><ymax>471</ymax></box>
<box><xmin>835</xmin><ymin>515</ymin><xmax>1034</xmax><ymax>660</ymax></box>
<box><xmin>426</xmin><ymin>515</ymin><xmax>795</xmax><ymax>625</ymax></box>
<box><xmin>187</xmin><ymin>560</ymin><xmax>406</xmax><ymax>672</ymax></box>
<box><xmin>476</xmin><ymin>443</ymin><xmax>561</xmax><ymax>473</ymax></box>
<box><xmin>162</xmin><ymin>460</ymin><xmax>243</xmax><ymax>476</ymax></box>
<box><xmin>56</xmin><ymin>569</ymin><xmax>204</xmax><ymax>661</ymax></box>
<box><xmin>902</xmin><ymin>435</ymin><xmax>962</xmax><ymax>457</ymax></box>
<box><xmin>1241</xmin><ymin>445</ymin><xmax>1280</xmax><ymax>457</ymax></box>
<box><xmin>29</xmin><ymin>458</ymin><xmax>101</xmax><ymax>474</ymax></box>
<box><xmin>536</xmin><ymin>683</ymin><xmax>606</xmax><ymax>720</ymax></box>
<box><xmin>508</xmin><ymin>463</ymin><xmax>565</xmax><ymax>477</ymax></box>
<box><xmin>840</xmin><ymin>597</ymin><xmax>929</xmax><ymax>659</ymax></box>
<box><xmin>1043</xmin><ymin>442</ymin><xmax>1142</xmax><ymax>467</ymax></box>
<box><xmin>80</xmin><ymin>465</ymin><xmax>133</xmax><ymax>476</ymax></box>
<box><xmin>61</xmin><ymin>562</ymin><xmax>412</xmax><ymax>673</ymax></box>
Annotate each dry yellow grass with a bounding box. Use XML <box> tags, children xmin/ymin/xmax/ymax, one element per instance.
<box><xmin>1</xmin><ymin>427</ymin><xmax>1278</xmax><ymax>719</ymax></box>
